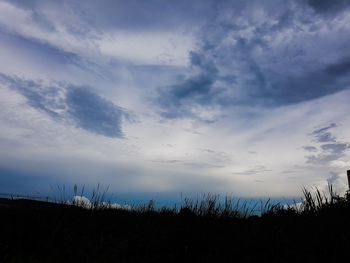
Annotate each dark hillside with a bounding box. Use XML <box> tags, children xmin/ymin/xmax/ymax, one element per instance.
<box><xmin>1</xmin><ymin>195</ymin><xmax>350</xmax><ymax>263</ymax></box>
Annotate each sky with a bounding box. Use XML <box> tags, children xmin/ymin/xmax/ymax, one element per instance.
<box><xmin>1</xmin><ymin>0</ymin><xmax>350</xmax><ymax>201</ymax></box>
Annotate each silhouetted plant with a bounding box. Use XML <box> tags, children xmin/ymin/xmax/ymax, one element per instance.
<box><xmin>2</xmin><ymin>183</ymin><xmax>350</xmax><ymax>263</ymax></box>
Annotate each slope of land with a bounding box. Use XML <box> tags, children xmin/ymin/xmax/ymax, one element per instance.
<box><xmin>1</xmin><ymin>193</ymin><xmax>349</xmax><ymax>263</ymax></box>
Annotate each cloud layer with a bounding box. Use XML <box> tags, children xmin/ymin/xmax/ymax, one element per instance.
<box><xmin>1</xmin><ymin>0</ymin><xmax>350</xmax><ymax>198</ymax></box>
<box><xmin>156</xmin><ymin>0</ymin><xmax>350</xmax><ymax>119</ymax></box>
<box><xmin>0</xmin><ymin>73</ymin><xmax>126</xmax><ymax>137</ymax></box>
<box><xmin>305</xmin><ymin>123</ymin><xmax>350</xmax><ymax>165</ymax></box>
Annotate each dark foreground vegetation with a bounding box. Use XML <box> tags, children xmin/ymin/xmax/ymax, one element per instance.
<box><xmin>1</xmin><ymin>185</ymin><xmax>350</xmax><ymax>263</ymax></box>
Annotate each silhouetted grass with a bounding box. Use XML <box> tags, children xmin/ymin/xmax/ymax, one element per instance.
<box><xmin>43</xmin><ymin>182</ymin><xmax>350</xmax><ymax>217</ymax></box>
<box><xmin>1</xmin><ymin>183</ymin><xmax>350</xmax><ymax>262</ymax></box>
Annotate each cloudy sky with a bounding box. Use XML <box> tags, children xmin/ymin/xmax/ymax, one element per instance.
<box><xmin>1</xmin><ymin>0</ymin><xmax>350</xmax><ymax>200</ymax></box>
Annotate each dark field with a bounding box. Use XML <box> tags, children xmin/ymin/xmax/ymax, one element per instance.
<box><xmin>1</xmin><ymin>188</ymin><xmax>350</xmax><ymax>263</ymax></box>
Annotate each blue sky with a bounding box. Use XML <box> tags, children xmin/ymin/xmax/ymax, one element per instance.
<box><xmin>1</xmin><ymin>0</ymin><xmax>350</xmax><ymax>199</ymax></box>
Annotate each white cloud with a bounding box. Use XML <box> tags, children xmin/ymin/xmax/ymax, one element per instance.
<box><xmin>0</xmin><ymin>1</ymin><xmax>96</xmax><ymax>56</ymax></box>
<box><xmin>72</xmin><ymin>196</ymin><xmax>91</xmax><ymax>208</ymax></box>
<box><xmin>97</xmin><ymin>31</ymin><xmax>194</xmax><ymax>66</ymax></box>
<box><xmin>0</xmin><ymin>1</ymin><xmax>194</xmax><ymax>67</ymax></box>
<box><xmin>71</xmin><ymin>196</ymin><xmax>132</xmax><ymax>210</ymax></box>
<box><xmin>331</xmin><ymin>160</ymin><xmax>350</xmax><ymax>168</ymax></box>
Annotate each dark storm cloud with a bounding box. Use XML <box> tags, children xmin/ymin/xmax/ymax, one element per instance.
<box><xmin>304</xmin><ymin>124</ymin><xmax>350</xmax><ymax>165</ymax></box>
<box><xmin>155</xmin><ymin>0</ymin><xmax>350</xmax><ymax>119</ymax></box>
<box><xmin>157</xmin><ymin>74</ymin><xmax>216</xmax><ymax>119</ymax></box>
<box><xmin>261</xmin><ymin>59</ymin><xmax>350</xmax><ymax>106</ymax></box>
<box><xmin>7</xmin><ymin>0</ymin><xmax>350</xmax><ymax>121</ymax></box>
<box><xmin>0</xmin><ymin>74</ymin><xmax>126</xmax><ymax>138</ymax></box>
<box><xmin>65</xmin><ymin>87</ymin><xmax>125</xmax><ymax>137</ymax></box>
<box><xmin>156</xmin><ymin>52</ymin><xmax>220</xmax><ymax>119</ymax></box>
<box><xmin>307</xmin><ymin>0</ymin><xmax>350</xmax><ymax>14</ymax></box>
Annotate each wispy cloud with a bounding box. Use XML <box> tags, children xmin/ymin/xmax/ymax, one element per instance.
<box><xmin>304</xmin><ymin>123</ymin><xmax>350</xmax><ymax>165</ymax></box>
<box><xmin>232</xmin><ymin>166</ymin><xmax>272</xmax><ymax>176</ymax></box>
<box><xmin>1</xmin><ymin>73</ymin><xmax>127</xmax><ymax>138</ymax></box>
<box><xmin>303</xmin><ymin>146</ymin><xmax>318</xmax><ymax>152</ymax></box>
<box><xmin>311</xmin><ymin>123</ymin><xmax>337</xmax><ymax>143</ymax></box>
